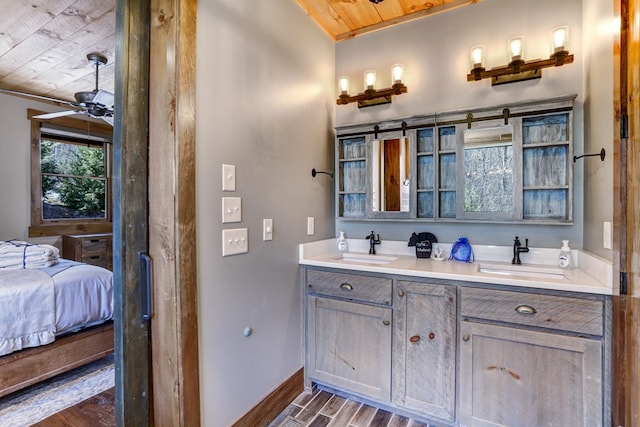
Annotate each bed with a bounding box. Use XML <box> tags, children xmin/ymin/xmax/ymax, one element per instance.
<box><xmin>0</xmin><ymin>259</ymin><xmax>114</xmax><ymax>397</ymax></box>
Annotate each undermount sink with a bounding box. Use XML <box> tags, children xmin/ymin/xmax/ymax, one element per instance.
<box><xmin>477</xmin><ymin>263</ymin><xmax>567</xmax><ymax>280</ymax></box>
<box><xmin>331</xmin><ymin>253</ymin><xmax>397</xmax><ymax>265</ymax></box>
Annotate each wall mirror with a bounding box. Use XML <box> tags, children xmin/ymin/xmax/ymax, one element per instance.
<box><xmin>372</xmin><ymin>137</ymin><xmax>410</xmax><ymax>213</ymax></box>
<box><xmin>461</xmin><ymin>125</ymin><xmax>516</xmax><ymax>218</ymax></box>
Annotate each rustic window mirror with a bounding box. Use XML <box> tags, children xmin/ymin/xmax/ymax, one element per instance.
<box><xmin>335</xmin><ymin>95</ymin><xmax>575</xmax><ymax>224</ymax></box>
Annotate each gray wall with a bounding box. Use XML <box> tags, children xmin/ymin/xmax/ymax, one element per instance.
<box><xmin>333</xmin><ymin>0</ymin><xmax>614</xmax><ymax>256</ymax></box>
<box><xmin>195</xmin><ymin>1</ymin><xmax>334</xmax><ymax>425</ymax></box>
<box><xmin>0</xmin><ymin>94</ymin><xmax>75</xmax><ymax>247</ymax></box>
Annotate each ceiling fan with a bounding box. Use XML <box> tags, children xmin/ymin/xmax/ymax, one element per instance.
<box><xmin>0</xmin><ymin>53</ymin><xmax>114</xmax><ymax>126</ymax></box>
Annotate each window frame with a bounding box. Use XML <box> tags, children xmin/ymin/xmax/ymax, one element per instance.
<box><xmin>28</xmin><ymin>109</ymin><xmax>113</xmax><ymax>237</ymax></box>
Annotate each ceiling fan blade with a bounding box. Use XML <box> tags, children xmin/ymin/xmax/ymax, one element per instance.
<box><xmin>33</xmin><ymin>110</ymin><xmax>86</xmax><ymax>119</ymax></box>
<box><xmin>0</xmin><ymin>89</ymin><xmax>77</xmax><ymax>108</ymax></box>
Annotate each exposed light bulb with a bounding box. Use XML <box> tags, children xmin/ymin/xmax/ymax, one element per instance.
<box><xmin>391</xmin><ymin>64</ymin><xmax>404</xmax><ymax>84</ymax></box>
<box><xmin>470</xmin><ymin>45</ymin><xmax>485</xmax><ymax>68</ymax></box>
<box><xmin>509</xmin><ymin>36</ymin><xmax>525</xmax><ymax>61</ymax></box>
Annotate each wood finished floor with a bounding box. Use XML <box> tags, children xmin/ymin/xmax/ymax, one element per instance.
<box><xmin>32</xmin><ymin>385</ymin><xmax>433</xmax><ymax>427</ymax></box>
<box><xmin>32</xmin><ymin>387</ymin><xmax>115</xmax><ymax>427</ymax></box>
<box><xmin>268</xmin><ymin>386</ymin><xmax>432</xmax><ymax>427</ymax></box>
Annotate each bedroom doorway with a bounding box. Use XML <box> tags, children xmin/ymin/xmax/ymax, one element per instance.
<box><xmin>113</xmin><ymin>0</ymin><xmax>200</xmax><ymax>425</ymax></box>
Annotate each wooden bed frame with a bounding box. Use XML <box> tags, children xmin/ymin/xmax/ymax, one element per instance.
<box><xmin>0</xmin><ymin>321</ymin><xmax>114</xmax><ymax>397</ymax></box>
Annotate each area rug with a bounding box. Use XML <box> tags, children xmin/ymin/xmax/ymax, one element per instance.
<box><xmin>0</xmin><ymin>354</ymin><xmax>114</xmax><ymax>426</ymax></box>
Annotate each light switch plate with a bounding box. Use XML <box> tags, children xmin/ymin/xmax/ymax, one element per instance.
<box><xmin>222</xmin><ymin>228</ymin><xmax>248</xmax><ymax>256</ymax></box>
<box><xmin>222</xmin><ymin>164</ymin><xmax>236</xmax><ymax>192</ymax></box>
<box><xmin>307</xmin><ymin>217</ymin><xmax>315</xmax><ymax>235</ymax></box>
<box><xmin>263</xmin><ymin>218</ymin><xmax>273</xmax><ymax>241</ymax></box>
<box><xmin>222</xmin><ymin>197</ymin><xmax>241</xmax><ymax>223</ymax></box>
<box><xmin>603</xmin><ymin>221</ymin><xmax>612</xmax><ymax>250</ymax></box>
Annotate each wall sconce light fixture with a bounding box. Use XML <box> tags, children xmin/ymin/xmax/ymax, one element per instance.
<box><xmin>467</xmin><ymin>26</ymin><xmax>574</xmax><ymax>85</ymax></box>
<box><xmin>337</xmin><ymin>64</ymin><xmax>407</xmax><ymax>108</ymax></box>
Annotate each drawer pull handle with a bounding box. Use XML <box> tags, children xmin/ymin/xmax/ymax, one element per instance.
<box><xmin>383</xmin><ymin>320</ymin><xmax>390</xmax><ymax>326</ymax></box>
<box><xmin>409</xmin><ymin>335</ymin><xmax>421</xmax><ymax>343</ymax></box>
<box><xmin>340</xmin><ymin>283</ymin><xmax>353</xmax><ymax>291</ymax></box>
<box><xmin>515</xmin><ymin>304</ymin><xmax>537</xmax><ymax>315</ymax></box>
<box><xmin>398</xmin><ymin>289</ymin><xmax>405</xmax><ymax>297</ymax></box>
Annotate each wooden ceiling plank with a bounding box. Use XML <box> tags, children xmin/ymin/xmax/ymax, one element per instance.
<box><xmin>0</xmin><ymin>2</ymin><xmax>115</xmax><ymax>79</ymax></box>
<box><xmin>329</xmin><ymin>0</ymin><xmax>382</xmax><ymax>30</ymax></box>
<box><xmin>334</xmin><ymin>0</ymin><xmax>481</xmax><ymax>41</ymax></box>
<box><xmin>0</xmin><ymin>1</ymin><xmax>77</xmax><ymax>56</ymax></box>
<box><xmin>0</xmin><ymin>9</ymin><xmax>115</xmax><ymax>100</ymax></box>
<box><xmin>294</xmin><ymin>0</ymin><xmax>351</xmax><ymax>41</ymax></box>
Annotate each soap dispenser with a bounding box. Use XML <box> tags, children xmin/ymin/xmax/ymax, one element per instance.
<box><xmin>558</xmin><ymin>240</ymin><xmax>572</xmax><ymax>269</ymax></box>
<box><xmin>337</xmin><ymin>231</ymin><xmax>348</xmax><ymax>253</ymax></box>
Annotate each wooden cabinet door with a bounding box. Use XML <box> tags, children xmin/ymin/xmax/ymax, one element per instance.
<box><xmin>459</xmin><ymin>321</ymin><xmax>602</xmax><ymax>427</ymax></box>
<box><xmin>393</xmin><ymin>281</ymin><xmax>456</xmax><ymax>421</ymax></box>
<box><xmin>307</xmin><ymin>296</ymin><xmax>392</xmax><ymax>401</ymax></box>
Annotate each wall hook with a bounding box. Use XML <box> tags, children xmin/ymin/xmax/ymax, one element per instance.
<box><xmin>573</xmin><ymin>148</ymin><xmax>605</xmax><ymax>163</ymax></box>
<box><xmin>311</xmin><ymin>168</ymin><xmax>334</xmax><ymax>178</ymax></box>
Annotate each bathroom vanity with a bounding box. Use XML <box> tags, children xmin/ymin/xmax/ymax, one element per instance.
<box><xmin>299</xmin><ymin>240</ymin><xmax>612</xmax><ymax>426</ymax></box>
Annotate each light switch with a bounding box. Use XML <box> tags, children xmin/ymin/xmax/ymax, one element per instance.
<box><xmin>222</xmin><ymin>164</ymin><xmax>236</xmax><ymax>191</ymax></box>
<box><xmin>222</xmin><ymin>228</ymin><xmax>248</xmax><ymax>256</ymax></box>
<box><xmin>222</xmin><ymin>197</ymin><xmax>241</xmax><ymax>223</ymax></box>
<box><xmin>604</xmin><ymin>221</ymin><xmax>612</xmax><ymax>250</ymax></box>
<box><xmin>307</xmin><ymin>217</ymin><xmax>315</xmax><ymax>235</ymax></box>
<box><xmin>263</xmin><ymin>218</ymin><xmax>273</xmax><ymax>241</ymax></box>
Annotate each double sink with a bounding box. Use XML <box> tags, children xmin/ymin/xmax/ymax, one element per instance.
<box><xmin>330</xmin><ymin>253</ymin><xmax>567</xmax><ymax>280</ymax></box>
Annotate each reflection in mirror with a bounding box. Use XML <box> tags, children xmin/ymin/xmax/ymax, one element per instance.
<box><xmin>372</xmin><ymin>137</ymin><xmax>410</xmax><ymax>212</ymax></box>
<box><xmin>463</xmin><ymin>125</ymin><xmax>514</xmax><ymax>214</ymax></box>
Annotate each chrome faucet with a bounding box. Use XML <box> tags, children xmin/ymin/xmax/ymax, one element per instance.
<box><xmin>512</xmin><ymin>236</ymin><xmax>529</xmax><ymax>264</ymax></box>
<box><xmin>366</xmin><ymin>231</ymin><xmax>381</xmax><ymax>255</ymax></box>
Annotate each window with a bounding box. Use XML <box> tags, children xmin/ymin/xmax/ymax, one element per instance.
<box><xmin>29</xmin><ymin>109</ymin><xmax>113</xmax><ymax>237</ymax></box>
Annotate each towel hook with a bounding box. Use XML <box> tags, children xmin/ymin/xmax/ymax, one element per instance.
<box><xmin>311</xmin><ymin>168</ymin><xmax>334</xmax><ymax>178</ymax></box>
<box><xmin>573</xmin><ymin>148</ymin><xmax>605</xmax><ymax>163</ymax></box>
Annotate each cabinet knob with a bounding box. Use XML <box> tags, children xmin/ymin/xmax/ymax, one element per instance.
<box><xmin>515</xmin><ymin>304</ymin><xmax>537</xmax><ymax>315</ymax></box>
<box><xmin>398</xmin><ymin>289</ymin><xmax>405</xmax><ymax>297</ymax></box>
<box><xmin>383</xmin><ymin>320</ymin><xmax>390</xmax><ymax>326</ymax></box>
<box><xmin>340</xmin><ymin>283</ymin><xmax>353</xmax><ymax>291</ymax></box>
<box><xmin>428</xmin><ymin>332</ymin><xmax>435</xmax><ymax>340</ymax></box>
<box><xmin>409</xmin><ymin>335</ymin><xmax>421</xmax><ymax>343</ymax></box>
<box><xmin>462</xmin><ymin>334</ymin><xmax>470</xmax><ymax>342</ymax></box>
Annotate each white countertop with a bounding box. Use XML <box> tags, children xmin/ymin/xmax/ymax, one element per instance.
<box><xmin>299</xmin><ymin>239</ymin><xmax>614</xmax><ymax>295</ymax></box>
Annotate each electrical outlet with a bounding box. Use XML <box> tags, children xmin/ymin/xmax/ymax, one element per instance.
<box><xmin>307</xmin><ymin>217</ymin><xmax>315</xmax><ymax>235</ymax></box>
<box><xmin>222</xmin><ymin>228</ymin><xmax>248</xmax><ymax>256</ymax></box>
<box><xmin>222</xmin><ymin>164</ymin><xmax>236</xmax><ymax>191</ymax></box>
<box><xmin>263</xmin><ymin>218</ymin><xmax>273</xmax><ymax>241</ymax></box>
<box><xmin>603</xmin><ymin>221</ymin><xmax>612</xmax><ymax>250</ymax></box>
<box><xmin>222</xmin><ymin>197</ymin><xmax>241</xmax><ymax>223</ymax></box>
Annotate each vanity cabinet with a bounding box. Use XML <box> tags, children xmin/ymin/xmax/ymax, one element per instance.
<box><xmin>459</xmin><ymin>287</ymin><xmax>604</xmax><ymax>426</ymax></box>
<box><xmin>303</xmin><ymin>266</ymin><xmax>608</xmax><ymax>426</ymax></box>
<box><xmin>305</xmin><ymin>269</ymin><xmax>392</xmax><ymax>401</ymax></box>
<box><xmin>393</xmin><ymin>280</ymin><xmax>456</xmax><ymax>422</ymax></box>
<box><xmin>335</xmin><ymin>95</ymin><xmax>575</xmax><ymax>223</ymax></box>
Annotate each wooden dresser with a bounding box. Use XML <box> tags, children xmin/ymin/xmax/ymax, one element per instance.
<box><xmin>62</xmin><ymin>233</ymin><xmax>113</xmax><ymax>270</ymax></box>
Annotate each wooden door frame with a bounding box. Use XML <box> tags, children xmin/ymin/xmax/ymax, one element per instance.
<box><xmin>114</xmin><ymin>0</ymin><xmax>199</xmax><ymax>425</ymax></box>
<box><xmin>613</xmin><ymin>0</ymin><xmax>640</xmax><ymax>425</ymax></box>
<box><xmin>148</xmin><ymin>0</ymin><xmax>200</xmax><ymax>426</ymax></box>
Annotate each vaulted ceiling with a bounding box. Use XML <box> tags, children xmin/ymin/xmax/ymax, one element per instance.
<box><xmin>0</xmin><ymin>0</ymin><xmax>475</xmax><ymax>105</ymax></box>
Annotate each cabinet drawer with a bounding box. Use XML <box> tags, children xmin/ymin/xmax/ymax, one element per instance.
<box><xmin>81</xmin><ymin>238</ymin><xmax>111</xmax><ymax>255</ymax></box>
<box><xmin>81</xmin><ymin>254</ymin><xmax>112</xmax><ymax>269</ymax></box>
<box><xmin>460</xmin><ymin>287</ymin><xmax>603</xmax><ymax>336</ymax></box>
<box><xmin>307</xmin><ymin>269</ymin><xmax>392</xmax><ymax>305</ymax></box>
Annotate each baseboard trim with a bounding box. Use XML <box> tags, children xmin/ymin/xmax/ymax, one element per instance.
<box><xmin>232</xmin><ymin>367</ymin><xmax>304</xmax><ymax>427</ymax></box>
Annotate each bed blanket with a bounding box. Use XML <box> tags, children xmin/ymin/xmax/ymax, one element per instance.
<box><xmin>0</xmin><ymin>268</ymin><xmax>55</xmax><ymax>356</ymax></box>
